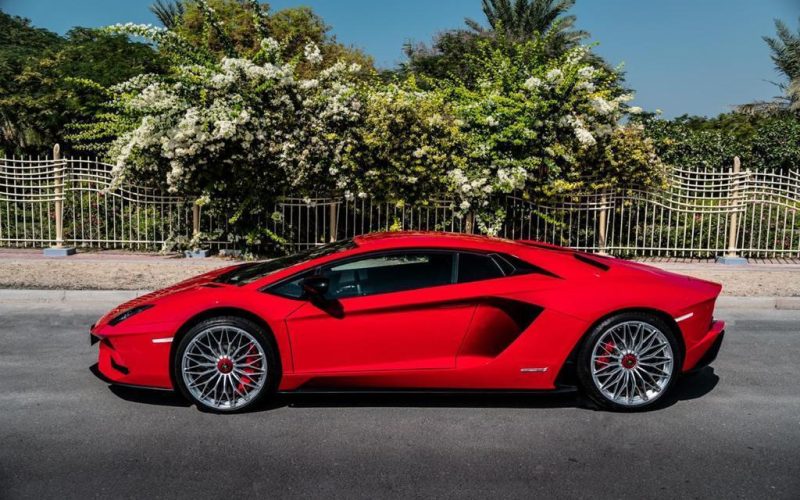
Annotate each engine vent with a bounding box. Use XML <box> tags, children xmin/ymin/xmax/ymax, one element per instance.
<box><xmin>573</xmin><ymin>253</ymin><xmax>610</xmax><ymax>271</ymax></box>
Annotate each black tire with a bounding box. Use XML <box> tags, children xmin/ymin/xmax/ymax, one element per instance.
<box><xmin>173</xmin><ymin>316</ymin><xmax>279</xmax><ymax>413</ymax></box>
<box><xmin>576</xmin><ymin>312</ymin><xmax>682</xmax><ymax>412</ymax></box>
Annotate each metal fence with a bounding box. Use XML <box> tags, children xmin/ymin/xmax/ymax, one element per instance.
<box><xmin>1</xmin><ymin>151</ymin><xmax>798</xmax><ymax>258</ymax></box>
<box><xmin>503</xmin><ymin>160</ymin><xmax>800</xmax><ymax>258</ymax></box>
<box><xmin>0</xmin><ymin>152</ymin><xmax>194</xmax><ymax>249</ymax></box>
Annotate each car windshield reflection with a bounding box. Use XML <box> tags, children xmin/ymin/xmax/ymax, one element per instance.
<box><xmin>214</xmin><ymin>239</ymin><xmax>356</xmax><ymax>285</ymax></box>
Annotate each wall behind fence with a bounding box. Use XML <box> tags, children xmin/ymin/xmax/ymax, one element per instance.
<box><xmin>0</xmin><ymin>154</ymin><xmax>798</xmax><ymax>258</ymax></box>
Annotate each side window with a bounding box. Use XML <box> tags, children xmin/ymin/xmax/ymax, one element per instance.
<box><xmin>457</xmin><ymin>252</ymin><xmax>505</xmax><ymax>284</ymax></box>
<box><xmin>267</xmin><ymin>270</ymin><xmax>313</xmax><ymax>299</ymax></box>
<box><xmin>494</xmin><ymin>253</ymin><xmax>554</xmax><ymax>277</ymax></box>
<box><xmin>267</xmin><ymin>250</ymin><xmax>553</xmax><ymax>299</ymax></box>
<box><xmin>322</xmin><ymin>252</ymin><xmax>455</xmax><ymax>299</ymax></box>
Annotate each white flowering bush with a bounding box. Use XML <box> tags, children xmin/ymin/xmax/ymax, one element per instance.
<box><xmin>100</xmin><ymin>38</ymin><xmax>364</xmax><ymax>200</ymax></box>
<box><xmin>73</xmin><ymin>3</ymin><xmax>367</xmax><ymax>205</ymax></box>
<box><xmin>69</xmin><ymin>3</ymin><xmax>368</xmax><ymax>250</ymax></box>
<box><xmin>74</xmin><ymin>5</ymin><xmax>662</xmax><ymax>245</ymax></box>
<box><xmin>428</xmin><ymin>36</ymin><xmax>663</xmax><ymax>233</ymax></box>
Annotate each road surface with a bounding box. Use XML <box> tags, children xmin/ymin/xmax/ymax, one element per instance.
<box><xmin>1</xmin><ymin>295</ymin><xmax>798</xmax><ymax>499</ymax></box>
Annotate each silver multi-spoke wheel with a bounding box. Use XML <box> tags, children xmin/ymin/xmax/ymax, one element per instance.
<box><xmin>181</xmin><ymin>325</ymin><xmax>268</xmax><ymax>411</ymax></box>
<box><xmin>590</xmin><ymin>320</ymin><xmax>674</xmax><ymax>407</ymax></box>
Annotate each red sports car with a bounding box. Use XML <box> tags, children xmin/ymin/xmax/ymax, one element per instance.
<box><xmin>91</xmin><ymin>232</ymin><xmax>725</xmax><ymax>412</ymax></box>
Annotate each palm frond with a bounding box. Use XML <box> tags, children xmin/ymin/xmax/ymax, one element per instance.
<box><xmin>735</xmin><ymin>99</ymin><xmax>790</xmax><ymax>116</ymax></box>
<box><xmin>149</xmin><ymin>0</ymin><xmax>184</xmax><ymax>29</ymax></box>
<box><xmin>464</xmin><ymin>18</ymin><xmax>486</xmax><ymax>34</ymax></box>
<box><xmin>764</xmin><ymin>17</ymin><xmax>800</xmax><ymax>81</ymax></box>
<box><xmin>470</xmin><ymin>0</ymin><xmax>585</xmax><ymax>49</ymax></box>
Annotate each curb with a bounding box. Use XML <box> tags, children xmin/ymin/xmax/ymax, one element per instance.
<box><xmin>0</xmin><ymin>289</ymin><xmax>147</xmax><ymax>305</ymax></box>
<box><xmin>716</xmin><ymin>296</ymin><xmax>800</xmax><ymax>310</ymax></box>
<box><xmin>0</xmin><ymin>289</ymin><xmax>798</xmax><ymax>310</ymax></box>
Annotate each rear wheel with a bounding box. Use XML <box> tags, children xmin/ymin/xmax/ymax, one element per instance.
<box><xmin>174</xmin><ymin>316</ymin><xmax>278</xmax><ymax>413</ymax></box>
<box><xmin>576</xmin><ymin>313</ymin><xmax>680</xmax><ymax>411</ymax></box>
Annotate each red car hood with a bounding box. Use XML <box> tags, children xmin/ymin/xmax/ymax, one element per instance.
<box><xmin>94</xmin><ymin>264</ymin><xmax>239</xmax><ymax>329</ymax></box>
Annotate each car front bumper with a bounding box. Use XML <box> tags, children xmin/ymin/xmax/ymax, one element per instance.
<box><xmin>91</xmin><ymin>330</ymin><xmax>175</xmax><ymax>390</ymax></box>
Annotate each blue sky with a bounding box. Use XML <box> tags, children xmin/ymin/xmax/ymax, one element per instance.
<box><xmin>1</xmin><ymin>0</ymin><xmax>797</xmax><ymax>118</ymax></box>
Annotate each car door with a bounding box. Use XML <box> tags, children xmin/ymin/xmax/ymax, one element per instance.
<box><xmin>279</xmin><ymin>250</ymin><xmax>477</xmax><ymax>374</ymax></box>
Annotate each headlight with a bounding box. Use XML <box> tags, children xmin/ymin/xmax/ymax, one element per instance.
<box><xmin>109</xmin><ymin>305</ymin><xmax>154</xmax><ymax>326</ymax></box>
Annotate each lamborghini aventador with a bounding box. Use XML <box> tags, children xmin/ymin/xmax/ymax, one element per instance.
<box><xmin>90</xmin><ymin>232</ymin><xmax>725</xmax><ymax>412</ymax></box>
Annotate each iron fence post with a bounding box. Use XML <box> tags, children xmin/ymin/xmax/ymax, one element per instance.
<box><xmin>53</xmin><ymin>144</ymin><xmax>63</xmax><ymax>248</ymax></box>
<box><xmin>329</xmin><ymin>199</ymin><xmax>338</xmax><ymax>243</ymax></box>
<box><xmin>192</xmin><ymin>202</ymin><xmax>201</xmax><ymax>238</ymax></box>
<box><xmin>597</xmin><ymin>191</ymin><xmax>609</xmax><ymax>255</ymax></box>
<box><xmin>185</xmin><ymin>200</ymin><xmax>211</xmax><ymax>258</ymax></box>
<box><xmin>465</xmin><ymin>211</ymin><xmax>475</xmax><ymax>234</ymax></box>
<box><xmin>717</xmin><ymin>156</ymin><xmax>747</xmax><ymax>265</ymax></box>
<box><xmin>727</xmin><ymin>157</ymin><xmax>741</xmax><ymax>257</ymax></box>
<box><xmin>43</xmin><ymin>144</ymin><xmax>75</xmax><ymax>256</ymax></box>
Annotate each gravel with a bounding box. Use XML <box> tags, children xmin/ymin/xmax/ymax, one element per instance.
<box><xmin>0</xmin><ymin>257</ymin><xmax>229</xmax><ymax>290</ymax></box>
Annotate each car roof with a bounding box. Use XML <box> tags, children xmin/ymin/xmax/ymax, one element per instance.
<box><xmin>352</xmin><ymin>231</ymin><xmax>524</xmax><ymax>251</ymax></box>
<box><xmin>348</xmin><ymin>232</ymin><xmax>596</xmax><ymax>278</ymax></box>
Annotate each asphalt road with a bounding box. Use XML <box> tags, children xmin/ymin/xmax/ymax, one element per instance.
<box><xmin>1</xmin><ymin>297</ymin><xmax>799</xmax><ymax>499</ymax></box>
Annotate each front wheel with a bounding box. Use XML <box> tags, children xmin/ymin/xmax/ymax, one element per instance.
<box><xmin>174</xmin><ymin>316</ymin><xmax>278</xmax><ymax>413</ymax></box>
<box><xmin>576</xmin><ymin>313</ymin><xmax>681</xmax><ymax>411</ymax></box>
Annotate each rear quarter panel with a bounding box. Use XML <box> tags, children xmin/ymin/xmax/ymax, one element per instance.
<box><xmin>527</xmin><ymin>261</ymin><xmax>722</xmax><ymax>374</ymax></box>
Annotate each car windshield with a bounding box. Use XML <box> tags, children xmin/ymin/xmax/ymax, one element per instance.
<box><xmin>215</xmin><ymin>239</ymin><xmax>357</xmax><ymax>286</ymax></box>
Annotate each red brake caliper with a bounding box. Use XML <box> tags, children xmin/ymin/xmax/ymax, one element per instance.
<box><xmin>236</xmin><ymin>342</ymin><xmax>260</xmax><ymax>394</ymax></box>
<box><xmin>596</xmin><ymin>340</ymin><xmax>616</xmax><ymax>369</ymax></box>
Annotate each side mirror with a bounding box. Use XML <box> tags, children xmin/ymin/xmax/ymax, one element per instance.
<box><xmin>301</xmin><ymin>276</ymin><xmax>329</xmax><ymax>299</ymax></box>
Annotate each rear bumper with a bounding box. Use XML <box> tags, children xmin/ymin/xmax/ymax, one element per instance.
<box><xmin>691</xmin><ymin>331</ymin><xmax>724</xmax><ymax>372</ymax></box>
<box><xmin>683</xmin><ymin>320</ymin><xmax>725</xmax><ymax>372</ymax></box>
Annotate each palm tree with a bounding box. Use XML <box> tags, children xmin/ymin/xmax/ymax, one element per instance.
<box><xmin>766</xmin><ymin>17</ymin><xmax>799</xmax><ymax>111</ymax></box>
<box><xmin>738</xmin><ymin>18</ymin><xmax>799</xmax><ymax>115</ymax></box>
<box><xmin>764</xmin><ymin>17</ymin><xmax>800</xmax><ymax>86</ymax></box>
<box><xmin>150</xmin><ymin>0</ymin><xmax>185</xmax><ymax>29</ymax></box>
<box><xmin>403</xmin><ymin>0</ymin><xmax>595</xmax><ymax>83</ymax></box>
<box><xmin>465</xmin><ymin>0</ymin><xmax>587</xmax><ymax>49</ymax></box>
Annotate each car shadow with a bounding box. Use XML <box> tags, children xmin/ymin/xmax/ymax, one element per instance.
<box><xmin>90</xmin><ymin>363</ymin><xmax>191</xmax><ymax>408</ymax></box>
<box><xmin>279</xmin><ymin>390</ymin><xmax>580</xmax><ymax>410</ymax></box>
<box><xmin>667</xmin><ymin>366</ymin><xmax>720</xmax><ymax>404</ymax></box>
<box><xmin>108</xmin><ymin>385</ymin><xmax>192</xmax><ymax>408</ymax></box>
<box><xmin>91</xmin><ymin>364</ymin><xmax>720</xmax><ymax>413</ymax></box>
<box><xmin>280</xmin><ymin>368</ymin><xmax>719</xmax><ymax>412</ymax></box>
<box><xmin>279</xmin><ymin>367</ymin><xmax>720</xmax><ymax>412</ymax></box>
